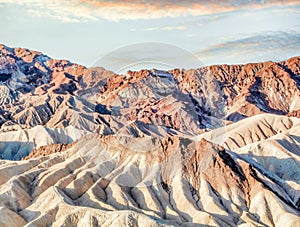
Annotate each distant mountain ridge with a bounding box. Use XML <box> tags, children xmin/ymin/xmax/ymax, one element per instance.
<box><xmin>0</xmin><ymin>44</ymin><xmax>299</xmax><ymax>141</ymax></box>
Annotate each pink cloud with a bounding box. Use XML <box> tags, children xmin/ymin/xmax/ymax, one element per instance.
<box><xmin>0</xmin><ymin>0</ymin><xmax>299</xmax><ymax>22</ymax></box>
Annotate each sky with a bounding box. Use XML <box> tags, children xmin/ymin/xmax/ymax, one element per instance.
<box><xmin>0</xmin><ymin>0</ymin><xmax>300</xmax><ymax>72</ymax></box>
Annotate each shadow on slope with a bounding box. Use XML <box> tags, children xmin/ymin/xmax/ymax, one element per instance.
<box><xmin>0</xmin><ymin>141</ymin><xmax>34</xmax><ymax>160</ymax></box>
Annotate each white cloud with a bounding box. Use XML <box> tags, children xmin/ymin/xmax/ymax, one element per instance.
<box><xmin>143</xmin><ymin>26</ymin><xmax>186</xmax><ymax>31</ymax></box>
<box><xmin>0</xmin><ymin>0</ymin><xmax>299</xmax><ymax>22</ymax></box>
<box><xmin>197</xmin><ymin>31</ymin><xmax>300</xmax><ymax>65</ymax></box>
<box><xmin>26</xmin><ymin>9</ymin><xmax>81</xmax><ymax>23</ymax></box>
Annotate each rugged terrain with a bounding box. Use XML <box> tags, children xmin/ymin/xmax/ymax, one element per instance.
<box><xmin>0</xmin><ymin>44</ymin><xmax>299</xmax><ymax>226</ymax></box>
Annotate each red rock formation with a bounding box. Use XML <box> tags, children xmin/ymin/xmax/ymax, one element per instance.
<box><xmin>22</xmin><ymin>143</ymin><xmax>73</xmax><ymax>160</ymax></box>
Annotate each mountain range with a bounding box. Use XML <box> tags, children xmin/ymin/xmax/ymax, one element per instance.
<box><xmin>0</xmin><ymin>44</ymin><xmax>299</xmax><ymax>226</ymax></box>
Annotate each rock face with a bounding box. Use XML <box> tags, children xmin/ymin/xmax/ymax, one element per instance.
<box><xmin>0</xmin><ymin>44</ymin><xmax>300</xmax><ymax>226</ymax></box>
<box><xmin>22</xmin><ymin>143</ymin><xmax>73</xmax><ymax>160</ymax></box>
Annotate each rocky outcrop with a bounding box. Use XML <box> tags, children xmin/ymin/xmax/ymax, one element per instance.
<box><xmin>170</xmin><ymin>57</ymin><xmax>300</xmax><ymax>121</ymax></box>
<box><xmin>22</xmin><ymin>143</ymin><xmax>73</xmax><ymax>160</ymax></box>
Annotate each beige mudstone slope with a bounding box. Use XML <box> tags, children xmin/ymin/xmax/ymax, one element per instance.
<box><xmin>0</xmin><ymin>125</ymin><xmax>89</xmax><ymax>160</ymax></box>
<box><xmin>0</xmin><ymin>114</ymin><xmax>299</xmax><ymax>226</ymax></box>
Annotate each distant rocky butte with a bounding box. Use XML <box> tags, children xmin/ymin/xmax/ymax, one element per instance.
<box><xmin>0</xmin><ymin>44</ymin><xmax>299</xmax><ymax>226</ymax></box>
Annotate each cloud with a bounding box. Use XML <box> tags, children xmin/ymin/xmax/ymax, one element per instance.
<box><xmin>197</xmin><ymin>31</ymin><xmax>300</xmax><ymax>65</ymax></box>
<box><xmin>26</xmin><ymin>9</ymin><xmax>82</xmax><ymax>23</ymax></box>
<box><xmin>0</xmin><ymin>0</ymin><xmax>98</xmax><ymax>23</ymax></box>
<box><xmin>143</xmin><ymin>26</ymin><xmax>186</xmax><ymax>31</ymax></box>
<box><xmin>0</xmin><ymin>0</ymin><xmax>299</xmax><ymax>22</ymax></box>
